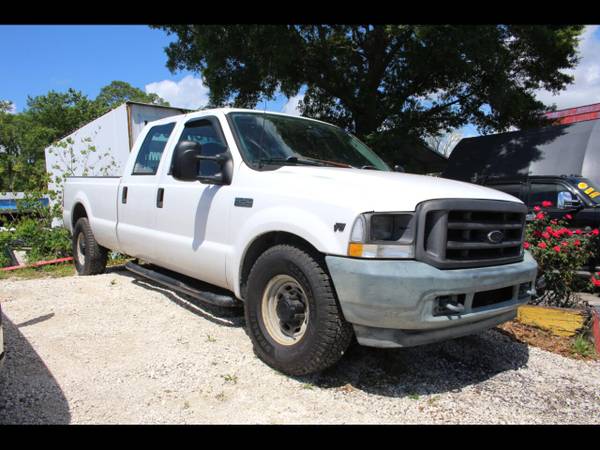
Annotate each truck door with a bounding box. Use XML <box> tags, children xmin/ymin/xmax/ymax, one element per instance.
<box><xmin>117</xmin><ymin>122</ymin><xmax>176</xmax><ymax>261</ymax></box>
<box><xmin>151</xmin><ymin>116</ymin><xmax>233</xmax><ymax>289</ymax></box>
<box><xmin>527</xmin><ymin>180</ymin><xmax>590</xmax><ymax>228</ymax></box>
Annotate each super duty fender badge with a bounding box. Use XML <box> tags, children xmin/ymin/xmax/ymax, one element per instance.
<box><xmin>334</xmin><ymin>223</ymin><xmax>346</xmax><ymax>232</ymax></box>
<box><xmin>234</xmin><ymin>197</ymin><xmax>253</xmax><ymax>208</ymax></box>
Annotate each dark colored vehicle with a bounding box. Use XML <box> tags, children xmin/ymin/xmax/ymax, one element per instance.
<box><xmin>483</xmin><ymin>175</ymin><xmax>599</xmax><ymax>227</ymax></box>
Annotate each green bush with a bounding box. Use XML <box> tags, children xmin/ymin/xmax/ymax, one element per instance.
<box><xmin>12</xmin><ymin>217</ymin><xmax>71</xmax><ymax>262</ymax></box>
<box><xmin>0</xmin><ymin>230</ymin><xmax>14</xmax><ymax>267</ymax></box>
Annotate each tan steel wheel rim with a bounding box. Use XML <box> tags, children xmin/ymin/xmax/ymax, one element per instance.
<box><xmin>261</xmin><ymin>274</ymin><xmax>309</xmax><ymax>346</ymax></box>
<box><xmin>76</xmin><ymin>232</ymin><xmax>86</xmax><ymax>265</ymax></box>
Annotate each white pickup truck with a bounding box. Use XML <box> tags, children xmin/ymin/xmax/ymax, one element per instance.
<box><xmin>63</xmin><ymin>108</ymin><xmax>538</xmax><ymax>375</ymax></box>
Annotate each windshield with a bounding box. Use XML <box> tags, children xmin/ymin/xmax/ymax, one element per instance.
<box><xmin>228</xmin><ymin>112</ymin><xmax>390</xmax><ymax>171</ymax></box>
<box><xmin>573</xmin><ymin>178</ymin><xmax>600</xmax><ymax>205</ymax></box>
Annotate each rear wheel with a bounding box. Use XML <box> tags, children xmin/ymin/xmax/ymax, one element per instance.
<box><xmin>244</xmin><ymin>244</ymin><xmax>353</xmax><ymax>376</ymax></box>
<box><xmin>72</xmin><ymin>217</ymin><xmax>108</xmax><ymax>275</ymax></box>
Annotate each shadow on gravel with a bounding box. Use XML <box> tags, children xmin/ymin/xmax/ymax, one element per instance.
<box><xmin>294</xmin><ymin>329</ymin><xmax>530</xmax><ymax>398</ymax></box>
<box><xmin>0</xmin><ymin>314</ymin><xmax>71</xmax><ymax>424</ymax></box>
<box><xmin>124</xmin><ymin>272</ymin><xmax>245</xmax><ymax>328</ymax></box>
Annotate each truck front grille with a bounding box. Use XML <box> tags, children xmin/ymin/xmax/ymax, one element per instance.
<box><xmin>415</xmin><ymin>199</ymin><xmax>527</xmax><ymax>269</ymax></box>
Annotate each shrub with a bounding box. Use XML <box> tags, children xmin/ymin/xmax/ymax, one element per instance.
<box><xmin>525</xmin><ymin>201</ymin><xmax>599</xmax><ymax>308</ymax></box>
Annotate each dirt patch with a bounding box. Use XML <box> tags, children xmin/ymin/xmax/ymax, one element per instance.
<box><xmin>496</xmin><ymin>320</ymin><xmax>598</xmax><ymax>361</ymax></box>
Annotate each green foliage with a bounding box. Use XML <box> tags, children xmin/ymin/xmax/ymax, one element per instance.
<box><xmin>154</xmin><ymin>24</ymin><xmax>583</xmax><ymax>161</ymax></box>
<box><xmin>571</xmin><ymin>334</ymin><xmax>596</xmax><ymax>358</ymax></box>
<box><xmin>12</xmin><ymin>217</ymin><xmax>71</xmax><ymax>262</ymax></box>
<box><xmin>95</xmin><ymin>80</ymin><xmax>170</xmax><ymax>110</ymax></box>
<box><xmin>25</xmin><ymin>88</ymin><xmax>106</xmax><ymax>143</ymax></box>
<box><xmin>525</xmin><ymin>204</ymin><xmax>599</xmax><ymax>307</ymax></box>
<box><xmin>0</xmin><ymin>231</ymin><xmax>13</xmax><ymax>267</ymax></box>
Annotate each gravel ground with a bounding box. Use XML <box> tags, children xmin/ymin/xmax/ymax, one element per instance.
<box><xmin>1</xmin><ymin>268</ymin><xmax>599</xmax><ymax>424</ymax></box>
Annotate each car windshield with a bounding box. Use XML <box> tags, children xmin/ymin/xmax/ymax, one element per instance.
<box><xmin>573</xmin><ymin>178</ymin><xmax>600</xmax><ymax>205</ymax></box>
<box><xmin>228</xmin><ymin>112</ymin><xmax>390</xmax><ymax>171</ymax></box>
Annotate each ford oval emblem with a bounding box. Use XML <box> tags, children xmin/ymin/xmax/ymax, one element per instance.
<box><xmin>487</xmin><ymin>230</ymin><xmax>504</xmax><ymax>244</ymax></box>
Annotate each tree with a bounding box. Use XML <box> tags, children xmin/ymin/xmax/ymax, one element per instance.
<box><xmin>154</xmin><ymin>25</ymin><xmax>583</xmax><ymax>161</ymax></box>
<box><xmin>25</xmin><ymin>88</ymin><xmax>104</xmax><ymax>143</ymax></box>
<box><xmin>95</xmin><ymin>80</ymin><xmax>170</xmax><ymax>109</ymax></box>
<box><xmin>0</xmin><ymin>110</ymin><xmax>53</xmax><ymax>192</ymax></box>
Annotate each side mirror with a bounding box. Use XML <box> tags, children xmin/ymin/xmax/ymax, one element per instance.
<box><xmin>172</xmin><ymin>140</ymin><xmax>233</xmax><ymax>185</ymax></box>
<box><xmin>557</xmin><ymin>191</ymin><xmax>583</xmax><ymax>209</ymax></box>
<box><xmin>393</xmin><ymin>164</ymin><xmax>405</xmax><ymax>173</ymax></box>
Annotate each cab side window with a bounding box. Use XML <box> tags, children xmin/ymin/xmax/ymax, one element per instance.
<box><xmin>132</xmin><ymin>123</ymin><xmax>175</xmax><ymax>175</ymax></box>
<box><xmin>176</xmin><ymin>119</ymin><xmax>227</xmax><ymax>177</ymax></box>
<box><xmin>528</xmin><ymin>183</ymin><xmax>566</xmax><ymax>207</ymax></box>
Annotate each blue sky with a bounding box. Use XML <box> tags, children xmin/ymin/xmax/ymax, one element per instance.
<box><xmin>2</xmin><ymin>25</ymin><xmax>600</xmax><ymax>142</ymax></box>
<box><xmin>0</xmin><ymin>25</ymin><xmax>289</xmax><ymax>114</ymax></box>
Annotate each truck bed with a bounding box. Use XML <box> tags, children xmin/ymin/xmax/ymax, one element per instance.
<box><xmin>63</xmin><ymin>176</ymin><xmax>122</xmax><ymax>251</ymax></box>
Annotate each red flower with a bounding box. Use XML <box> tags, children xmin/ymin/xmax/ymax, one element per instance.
<box><xmin>574</xmin><ymin>239</ymin><xmax>581</xmax><ymax>247</ymax></box>
<box><xmin>575</xmin><ymin>229</ymin><xmax>582</xmax><ymax>235</ymax></box>
<box><xmin>592</xmin><ymin>275</ymin><xmax>600</xmax><ymax>287</ymax></box>
<box><xmin>538</xmin><ymin>242</ymin><xmax>547</xmax><ymax>249</ymax></box>
<box><xmin>553</xmin><ymin>245</ymin><xmax>561</xmax><ymax>253</ymax></box>
<box><xmin>591</xmin><ymin>229</ymin><xmax>599</xmax><ymax>236</ymax></box>
<box><xmin>523</xmin><ymin>242</ymin><xmax>530</xmax><ymax>249</ymax></box>
<box><xmin>536</xmin><ymin>212</ymin><xmax>545</xmax><ymax>220</ymax></box>
<box><xmin>533</xmin><ymin>230</ymin><xmax>542</xmax><ymax>237</ymax></box>
<box><xmin>542</xmin><ymin>201</ymin><xmax>553</xmax><ymax>208</ymax></box>
<box><xmin>533</xmin><ymin>206</ymin><xmax>541</xmax><ymax>212</ymax></box>
<box><xmin>561</xmin><ymin>241</ymin><xmax>568</xmax><ymax>247</ymax></box>
<box><xmin>542</xmin><ymin>231</ymin><xmax>551</xmax><ymax>239</ymax></box>
<box><xmin>550</xmin><ymin>219</ymin><xmax>558</xmax><ymax>225</ymax></box>
<box><xmin>565</xmin><ymin>214</ymin><xmax>572</xmax><ymax>220</ymax></box>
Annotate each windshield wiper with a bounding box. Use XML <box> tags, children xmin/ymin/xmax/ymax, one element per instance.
<box><xmin>257</xmin><ymin>156</ymin><xmax>333</xmax><ymax>168</ymax></box>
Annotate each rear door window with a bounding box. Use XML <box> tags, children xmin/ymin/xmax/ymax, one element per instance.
<box><xmin>132</xmin><ymin>123</ymin><xmax>176</xmax><ymax>175</ymax></box>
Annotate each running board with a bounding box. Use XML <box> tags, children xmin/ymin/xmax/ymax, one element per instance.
<box><xmin>125</xmin><ymin>262</ymin><xmax>242</xmax><ymax>308</ymax></box>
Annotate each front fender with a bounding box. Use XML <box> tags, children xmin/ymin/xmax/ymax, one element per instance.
<box><xmin>227</xmin><ymin>205</ymin><xmax>350</xmax><ymax>298</ymax></box>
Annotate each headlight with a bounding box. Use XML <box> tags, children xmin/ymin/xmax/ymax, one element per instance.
<box><xmin>347</xmin><ymin>212</ymin><xmax>416</xmax><ymax>258</ymax></box>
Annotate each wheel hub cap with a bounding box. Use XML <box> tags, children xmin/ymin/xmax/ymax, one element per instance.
<box><xmin>261</xmin><ymin>275</ymin><xmax>309</xmax><ymax>346</ymax></box>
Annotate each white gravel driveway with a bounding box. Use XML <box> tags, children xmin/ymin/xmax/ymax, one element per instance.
<box><xmin>1</xmin><ymin>268</ymin><xmax>599</xmax><ymax>424</ymax></box>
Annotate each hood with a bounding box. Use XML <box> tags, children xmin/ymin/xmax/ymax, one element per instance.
<box><xmin>259</xmin><ymin>166</ymin><xmax>522</xmax><ymax>212</ymax></box>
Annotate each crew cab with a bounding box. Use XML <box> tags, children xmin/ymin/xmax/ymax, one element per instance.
<box><xmin>63</xmin><ymin>108</ymin><xmax>537</xmax><ymax>375</ymax></box>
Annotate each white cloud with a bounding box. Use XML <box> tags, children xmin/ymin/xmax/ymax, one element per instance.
<box><xmin>1</xmin><ymin>101</ymin><xmax>16</xmax><ymax>114</ymax></box>
<box><xmin>536</xmin><ymin>26</ymin><xmax>600</xmax><ymax>109</ymax></box>
<box><xmin>145</xmin><ymin>75</ymin><xmax>209</xmax><ymax>110</ymax></box>
<box><xmin>282</xmin><ymin>93</ymin><xmax>304</xmax><ymax>116</ymax></box>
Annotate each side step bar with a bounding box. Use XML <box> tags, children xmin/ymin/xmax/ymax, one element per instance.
<box><xmin>125</xmin><ymin>262</ymin><xmax>242</xmax><ymax>308</ymax></box>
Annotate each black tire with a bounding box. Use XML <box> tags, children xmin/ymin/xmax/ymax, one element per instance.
<box><xmin>72</xmin><ymin>217</ymin><xmax>108</xmax><ymax>276</ymax></box>
<box><xmin>244</xmin><ymin>244</ymin><xmax>354</xmax><ymax>376</ymax></box>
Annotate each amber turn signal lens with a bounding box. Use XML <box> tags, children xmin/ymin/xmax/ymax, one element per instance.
<box><xmin>347</xmin><ymin>243</ymin><xmax>363</xmax><ymax>257</ymax></box>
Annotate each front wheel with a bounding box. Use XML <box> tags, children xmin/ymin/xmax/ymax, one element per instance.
<box><xmin>72</xmin><ymin>217</ymin><xmax>108</xmax><ymax>276</ymax></box>
<box><xmin>244</xmin><ymin>244</ymin><xmax>354</xmax><ymax>376</ymax></box>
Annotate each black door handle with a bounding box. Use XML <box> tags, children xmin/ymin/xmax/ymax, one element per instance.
<box><xmin>121</xmin><ymin>186</ymin><xmax>128</xmax><ymax>204</ymax></box>
<box><xmin>156</xmin><ymin>187</ymin><xmax>164</xmax><ymax>208</ymax></box>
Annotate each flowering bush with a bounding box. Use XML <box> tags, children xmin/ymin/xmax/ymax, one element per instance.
<box><xmin>525</xmin><ymin>201</ymin><xmax>599</xmax><ymax>308</ymax></box>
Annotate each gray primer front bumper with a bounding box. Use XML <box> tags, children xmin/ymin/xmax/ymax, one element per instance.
<box><xmin>325</xmin><ymin>251</ymin><xmax>538</xmax><ymax>348</ymax></box>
